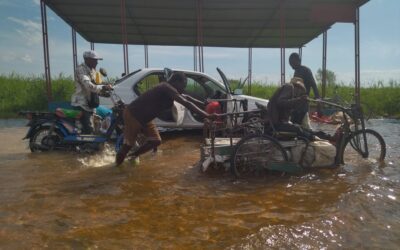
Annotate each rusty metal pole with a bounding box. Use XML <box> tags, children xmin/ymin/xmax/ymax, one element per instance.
<box><xmin>298</xmin><ymin>47</ymin><xmax>302</xmax><ymax>61</ymax></box>
<box><xmin>196</xmin><ymin>0</ymin><xmax>204</xmax><ymax>72</ymax></box>
<box><xmin>72</xmin><ymin>28</ymin><xmax>78</xmax><ymax>75</ymax></box>
<box><xmin>193</xmin><ymin>46</ymin><xmax>198</xmax><ymax>71</ymax></box>
<box><xmin>121</xmin><ymin>0</ymin><xmax>129</xmax><ymax>75</ymax></box>
<box><xmin>354</xmin><ymin>7</ymin><xmax>361</xmax><ymax>105</ymax></box>
<box><xmin>40</xmin><ymin>0</ymin><xmax>52</xmax><ymax>103</ymax></box>
<box><xmin>322</xmin><ymin>31</ymin><xmax>327</xmax><ymax>99</ymax></box>
<box><xmin>144</xmin><ymin>45</ymin><xmax>149</xmax><ymax>68</ymax></box>
<box><xmin>279</xmin><ymin>1</ymin><xmax>286</xmax><ymax>85</ymax></box>
<box><xmin>248</xmin><ymin>48</ymin><xmax>252</xmax><ymax>95</ymax></box>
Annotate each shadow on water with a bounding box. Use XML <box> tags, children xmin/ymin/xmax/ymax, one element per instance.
<box><xmin>0</xmin><ymin>120</ymin><xmax>399</xmax><ymax>249</ymax></box>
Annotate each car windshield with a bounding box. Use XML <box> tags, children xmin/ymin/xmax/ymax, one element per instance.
<box><xmin>114</xmin><ymin>69</ymin><xmax>142</xmax><ymax>85</ymax></box>
<box><xmin>183</xmin><ymin>75</ymin><xmax>226</xmax><ymax>100</ymax></box>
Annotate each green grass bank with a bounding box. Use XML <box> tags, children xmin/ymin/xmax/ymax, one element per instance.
<box><xmin>1</xmin><ymin>74</ymin><xmax>399</xmax><ymax>119</ymax></box>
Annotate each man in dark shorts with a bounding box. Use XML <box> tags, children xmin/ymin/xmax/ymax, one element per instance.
<box><xmin>289</xmin><ymin>52</ymin><xmax>320</xmax><ymax>128</ymax></box>
<box><xmin>116</xmin><ymin>72</ymin><xmax>217</xmax><ymax>166</ymax></box>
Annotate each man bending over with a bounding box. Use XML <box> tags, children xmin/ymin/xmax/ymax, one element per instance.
<box><xmin>116</xmin><ymin>72</ymin><xmax>217</xmax><ymax>166</ymax></box>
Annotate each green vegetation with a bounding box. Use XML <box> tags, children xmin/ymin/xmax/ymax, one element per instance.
<box><xmin>0</xmin><ymin>73</ymin><xmax>399</xmax><ymax>119</ymax></box>
<box><xmin>230</xmin><ymin>77</ymin><xmax>400</xmax><ymax>119</ymax></box>
<box><xmin>0</xmin><ymin>73</ymin><xmax>74</xmax><ymax>118</ymax></box>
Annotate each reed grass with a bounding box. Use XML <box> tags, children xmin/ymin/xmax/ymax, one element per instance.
<box><xmin>0</xmin><ymin>73</ymin><xmax>399</xmax><ymax>119</ymax></box>
<box><xmin>0</xmin><ymin>73</ymin><xmax>74</xmax><ymax>118</ymax></box>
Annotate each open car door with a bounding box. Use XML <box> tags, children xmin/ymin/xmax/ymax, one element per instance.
<box><xmin>216</xmin><ymin>67</ymin><xmax>232</xmax><ymax>95</ymax></box>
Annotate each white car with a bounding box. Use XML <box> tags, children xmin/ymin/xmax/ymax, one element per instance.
<box><xmin>100</xmin><ymin>68</ymin><xmax>269</xmax><ymax>129</ymax></box>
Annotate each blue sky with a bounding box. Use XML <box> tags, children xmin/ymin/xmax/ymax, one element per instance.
<box><xmin>0</xmin><ymin>0</ymin><xmax>399</xmax><ymax>85</ymax></box>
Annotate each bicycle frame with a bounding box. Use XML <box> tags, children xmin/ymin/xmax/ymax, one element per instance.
<box><xmin>312</xmin><ymin>99</ymin><xmax>370</xmax><ymax>163</ymax></box>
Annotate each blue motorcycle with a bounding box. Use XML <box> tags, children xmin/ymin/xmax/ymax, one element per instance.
<box><xmin>19</xmin><ymin>90</ymin><xmax>125</xmax><ymax>153</ymax></box>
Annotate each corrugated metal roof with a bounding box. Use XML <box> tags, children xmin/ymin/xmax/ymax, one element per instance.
<box><xmin>45</xmin><ymin>0</ymin><xmax>369</xmax><ymax>48</ymax></box>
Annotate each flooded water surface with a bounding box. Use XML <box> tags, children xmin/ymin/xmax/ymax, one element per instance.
<box><xmin>0</xmin><ymin>119</ymin><xmax>399</xmax><ymax>249</ymax></box>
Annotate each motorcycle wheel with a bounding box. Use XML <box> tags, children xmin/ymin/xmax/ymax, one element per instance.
<box><xmin>29</xmin><ymin>127</ymin><xmax>63</xmax><ymax>152</ymax></box>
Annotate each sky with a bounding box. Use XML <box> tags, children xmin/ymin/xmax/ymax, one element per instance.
<box><xmin>0</xmin><ymin>0</ymin><xmax>399</xmax><ymax>86</ymax></box>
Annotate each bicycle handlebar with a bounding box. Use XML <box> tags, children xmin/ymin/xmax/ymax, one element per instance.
<box><xmin>308</xmin><ymin>98</ymin><xmax>364</xmax><ymax>122</ymax></box>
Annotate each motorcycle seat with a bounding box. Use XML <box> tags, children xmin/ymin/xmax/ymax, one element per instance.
<box><xmin>55</xmin><ymin>108</ymin><xmax>82</xmax><ymax>119</ymax></box>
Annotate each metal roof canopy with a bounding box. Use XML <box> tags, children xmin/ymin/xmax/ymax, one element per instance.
<box><xmin>45</xmin><ymin>0</ymin><xmax>368</xmax><ymax>48</ymax></box>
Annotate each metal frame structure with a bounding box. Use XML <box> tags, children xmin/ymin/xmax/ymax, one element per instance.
<box><xmin>71</xmin><ymin>28</ymin><xmax>78</xmax><ymax>73</ymax></box>
<box><xmin>322</xmin><ymin>31</ymin><xmax>328</xmax><ymax>98</ymax></box>
<box><xmin>40</xmin><ymin>0</ymin><xmax>52</xmax><ymax>102</ymax></box>
<box><xmin>40</xmin><ymin>0</ymin><xmax>365</xmax><ymax>106</ymax></box>
<box><xmin>120</xmin><ymin>0</ymin><xmax>129</xmax><ymax>75</ymax></box>
<box><xmin>248</xmin><ymin>48</ymin><xmax>253</xmax><ymax>95</ymax></box>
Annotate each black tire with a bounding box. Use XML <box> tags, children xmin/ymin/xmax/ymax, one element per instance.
<box><xmin>29</xmin><ymin>127</ymin><xmax>63</xmax><ymax>152</ymax></box>
<box><xmin>231</xmin><ymin>134</ymin><xmax>288</xmax><ymax>177</ymax></box>
<box><xmin>339</xmin><ymin>129</ymin><xmax>386</xmax><ymax>165</ymax></box>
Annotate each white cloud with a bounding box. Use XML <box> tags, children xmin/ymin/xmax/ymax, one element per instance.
<box><xmin>21</xmin><ymin>54</ymin><xmax>33</xmax><ymax>63</ymax></box>
<box><xmin>7</xmin><ymin>17</ymin><xmax>41</xmax><ymax>30</ymax></box>
<box><xmin>0</xmin><ymin>51</ymin><xmax>33</xmax><ymax>64</ymax></box>
<box><xmin>7</xmin><ymin>17</ymin><xmax>42</xmax><ymax>45</ymax></box>
<box><xmin>0</xmin><ymin>51</ymin><xmax>18</xmax><ymax>62</ymax></box>
<box><xmin>336</xmin><ymin>69</ymin><xmax>400</xmax><ymax>85</ymax></box>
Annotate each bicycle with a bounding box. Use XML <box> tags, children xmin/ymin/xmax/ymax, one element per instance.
<box><xmin>229</xmin><ymin>99</ymin><xmax>386</xmax><ymax>177</ymax></box>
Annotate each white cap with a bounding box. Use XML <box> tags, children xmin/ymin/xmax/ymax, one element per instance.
<box><xmin>83</xmin><ymin>50</ymin><xmax>103</xmax><ymax>60</ymax></box>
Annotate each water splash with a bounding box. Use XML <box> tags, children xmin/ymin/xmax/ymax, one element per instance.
<box><xmin>77</xmin><ymin>143</ymin><xmax>116</xmax><ymax>168</ymax></box>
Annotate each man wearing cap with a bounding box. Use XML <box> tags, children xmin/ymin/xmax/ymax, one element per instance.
<box><xmin>71</xmin><ymin>50</ymin><xmax>112</xmax><ymax>134</ymax></box>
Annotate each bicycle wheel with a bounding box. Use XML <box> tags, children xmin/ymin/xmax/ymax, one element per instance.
<box><xmin>339</xmin><ymin>129</ymin><xmax>386</xmax><ymax>165</ymax></box>
<box><xmin>231</xmin><ymin>134</ymin><xmax>288</xmax><ymax>177</ymax></box>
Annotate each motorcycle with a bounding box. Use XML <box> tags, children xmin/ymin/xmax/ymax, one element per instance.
<box><xmin>19</xmin><ymin>89</ymin><xmax>125</xmax><ymax>153</ymax></box>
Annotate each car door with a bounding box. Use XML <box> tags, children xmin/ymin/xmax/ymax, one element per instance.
<box><xmin>182</xmin><ymin>73</ymin><xmax>231</xmax><ymax>126</ymax></box>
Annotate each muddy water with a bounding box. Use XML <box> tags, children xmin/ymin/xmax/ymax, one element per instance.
<box><xmin>0</xmin><ymin>119</ymin><xmax>399</xmax><ymax>249</ymax></box>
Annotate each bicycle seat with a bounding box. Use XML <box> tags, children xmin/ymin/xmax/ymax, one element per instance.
<box><xmin>55</xmin><ymin>108</ymin><xmax>82</xmax><ymax>119</ymax></box>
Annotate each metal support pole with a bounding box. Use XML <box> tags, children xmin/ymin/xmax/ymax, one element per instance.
<box><xmin>322</xmin><ymin>31</ymin><xmax>327</xmax><ymax>99</ymax></box>
<box><xmin>248</xmin><ymin>48</ymin><xmax>252</xmax><ymax>95</ymax></box>
<box><xmin>280</xmin><ymin>48</ymin><xmax>285</xmax><ymax>85</ymax></box>
<box><xmin>90</xmin><ymin>42</ymin><xmax>95</xmax><ymax>50</ymax></box>
<box><xmin>298</xmin><ymin>47</ymin><xmax>302</xmax><ymax>61</ymax></box>
<box><xmin>354</xmin><ymin>7</ymin><xmax>361</xmax><ymax>105</ymax></box>
<box><xmin>123</xmin><ymin>44</ymin><xmax>129</xmax><ymax>74</ymax></box>
<box><xmin>196</xmin><ymin>0</ymin><xmax>204</xmax><ymax>72</ymax></box>
<box><xmin>279</xmin><ymin>0</ymin><xmax>286</xmax><ymax>85</ymax></box>
<box><xmin>121</xmin><ymin>0</ymin><xmax>129</xmax><ymax>75</ymax></box>
<box><xmin>200</xmin><ymin>46</ymin><xmax>204</xmax><ymax>73</ymax></box>
<box><xmin>144</xmin><ymin>45</ymin><xmax>149</xmax><ymax>68</ymax></box>
<box><xmin>72</xmin><ymin>28</ymin><xmax>78</xmax><ymax>76</ymax></box>
<box><xmin>40</xmin><ymin>0</ymin><xmax>52</xmax><ymax>102</ymax></box>
<box><xmin>193</xmin><ymin>46</ymin><xmax>198</xmax><ymax>71</ymax></box>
